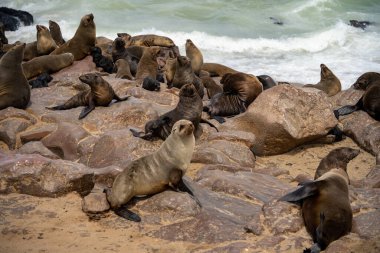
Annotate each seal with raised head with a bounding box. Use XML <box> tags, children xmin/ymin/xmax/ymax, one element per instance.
<box><xmin>49</xmin><ymin>20</ymin><xmax>65</xmax><ymax>46</ymax></box>
<box><xmin>185</xmin><ymin>39</ymin><xmax>203</xmax><ymax>76</ymax></box>
<box><xmin>314</xmin><ymin>147</ymin><xmax>359</xmax><ymax>180</ymax></box>
<box><xmin>106</xmin><ymin>119</ymin><xmax>196</xmax><ymax>222</ymax></box>
<box><xmin>114</xmin><ymin>59</ymin><xmax>133</xmax><ymax>80</ymax></box>
<box><xmin>46</xmin><ymin>73</ymin><xmax>129</xmax><ymax>119</ymax></box>
<box><xmin>280</xmin><ymin>168</ymin><xmax>352</xmax><ymax>253</ymax></box>
<box><xmin>204</xmin><ymin>72</ymin><xmax>263</xmax><ymax>119</ymax></box>
<box><xmin>334</xmin><ymin>72</ymin><xmax>380</xmax><ymax>121</ymax></box>
<box><xmin>50</xmin><ymin>13</ymin><xmax>96</xmax><ymax>61</ymax></box>
<box><xmin>135</xmin><ymin>46</ymin><xmax>161</xmax><ymax>81</ymax></box>
<box><xmin>201</xmin><ymin>62</ymin><xmax>239</xmax><ymax>77</ymax></box>
<box><xmin>111</xmin><ymin>37</ymin><xmax>139</xmax><ymax>76</ymax></box>
<box><xmin>257</xmin><ymin>74</ymin><xmax>277</xmax><ymax>90</ymax></box>
<box><xmin>171</xmin><ymin>56</ymin><xmax>204</xmax><ymax>98</ymax></box>
<box><xmin>36</xmin><ymin>24</ymin><xmax>57</xmax><ymax>55</ymax></box>
<box><xmin>0</xmin><ymin>43</ymin><xmax>30</xmax><ymax>110</ymax></box>
<box><xmin>22</xmin><ymin>53</ymin><xmax>74</xmax><ymax>79</ymax></box>
<box><xmin>201</xmin><ymin>76</ymin><xmax>222</xmax><ymax>99</ymax></box>
<box><xmin>304</xmin><ymin>64</ymin><xmax>341</xmax><ymax>97</ymax></box>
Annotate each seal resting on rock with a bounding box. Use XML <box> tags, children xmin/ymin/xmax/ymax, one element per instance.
<box><xmin>185</xmin><ymin>39</ymin><xmax>203</xmax><ymax>76</ymax></box>
<box><xmin>304</xmin><ymin>64</ymin><xmax>341</xmax><ymax>97</ymax></box>
<box><xmin>50</xmin><ymin>13</ymin><xmax>96</xmax><ymax>61</ymax></box>
<box><xmin>0</xmin><ymin>43</ymin><xmax>30</xmax><ymax>110</ymax></box>
<box><xmin>46</xmin><ymin>73</ymin><xmax>129</xmax><ymax>119</ymax></box>
<box><xmin>36</xmin><ymin>24</ymin><xmax>57</xmax><ymax>55</ymax></box>
<box><xmin>280</xmin><ymin>168</ymin><xmax>352</xmax><ymax>253</ymax></box>
<box><xmin>106</xmin><ymin>119</ymin><xmax>196</xmax><ymax>222</ymax></box>
<box><xmin>49</xmin><ymin>20</ymin><xmax>65</xmax><ymax>46</ymax></box>
<box><xmin>124</xmin><ymin>33</ymin><xmax>175</xmax><ymax>48</ymax></box>
<box><xmin>114</xmin><ymin>59</ymin><xmax>133</xmax><ymax>80</ymax></box>
<box><xmin>201</xmin><ymin>62</ymin><xmax>238</xmax><ymax>77</ymax></box>
<box><xmin>334</xmin><ymin>72</ymin><xmax>380</xmax><ymax>121</ymax></box>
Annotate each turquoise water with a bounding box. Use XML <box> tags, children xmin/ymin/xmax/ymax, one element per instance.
<box><xmin>3</xmin><ymin>0</ymin><xmax>380</xmax><ymax>88</ymax></box>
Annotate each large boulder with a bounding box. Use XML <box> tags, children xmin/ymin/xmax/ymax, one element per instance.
<box><xmin>224</xmin><ymin>85</ymin><xmax>337</xmax><ymax>155</ymax></box>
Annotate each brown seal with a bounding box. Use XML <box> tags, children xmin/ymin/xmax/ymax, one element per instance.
<box><xmin>163</xmin><ymin>57</ymin><xmax>177</xmax><ymax>86</ymax></box>
<box><xmin>115</xmin><ymin>59</ymin><xmax>133</xmax><ymax>80</ymax></box>
<box><xmin>50</xmin><ymin>13</ymin><xmax>96</xmax><ymax>61</ymax></box>
<box><xmin>111</xmin><ymin>37</ymin><xmax>139</xmax><ymax>76</ymax></box>
<box><xmin>204</xmin><ymin>72</ymin><xmax>263</xmax><ymax>119</ymax></box>
<box><xmin>185</xmin><ymin>39</ymin><xmax>203</xmax><ymax>76</ymax></box>
<box><xmin>201</xmin><ymin>76</ymin><xmax>222</xmax><ymax>99</ymax></box>
<box><xmin>23</xmin><ymin>41</ymin><xmax>38</xmax><ymax>61</ymax></box>
<box><xmin>280</xmin><ymin>168</ymin><xmax>352</xmax><ymax>252</ymax></box>
<box><xmin>46</xmin><ymin>73</ymin><xmax>129</xmax><ymax>119</ymax></box>
<box><xmin>257</xmin><ymin>75</ymin><xmax>277</xmax><ymax>90</ymax></box>
<box><xmin>0</xmin><ymin>43</ymin><xmax>30</xmax><ymax>110</ymax></box>
<box><xmin>135</xmin><ymin>46</ymin><xmax>161</xmax><ymax>81</ymax></box>
<box><xmin>36</xmin><ymin>25</ymin><xmax>57</xmax><ymax>55</ymax></box>
<box><xmin>106</xmin><ymin>119</ymin><xmax>196</xmax><ymax>221</ymax></box>
<box><xmin>171</xmin><ymin>56</ymin><xmax>204</xmax><ymax>98</ymax></box>
<box><xmin>49</xmin><ymin>20</ymin><xmax>65</xmax><ymax>46</ymax></box>
<box><xmin>334</xmin><ymin>72</ymin><xmax>380</xmax><ymax>121</ymax></box>
<box><xmin>201</xmin><ymin>62</ymin><xmax>239</xmax><ymax>77</ymax></box>
<box><xmin>314</xmin><ymin>147</ymin><xmax>359</xmax><ymax>180</ymax></box>
<box><xmin>304</xmin><ymin>64</ymin><xmax>341</xmax><ymax>96</ymax></box>
<box><xmin>124</xmin><ymin>33</ymin><xmax>175</xmax><ymax>48</ymax></box>
<box><xmin>22</xmin><ymin>53</ymin><xmax>74</xmax><ymax>79</ymax></box>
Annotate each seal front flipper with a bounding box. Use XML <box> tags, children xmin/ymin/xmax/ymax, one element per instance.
<box><xmin>176</xmin><ymin>175</ymin><xmax>202</xmax><ymax>208</ymax></box>
<box><xmin>114</xmin><ymin>206</ymin><xmax>141</xmax><ymax>222</ymax></box>
<box><xmin>279</xmin><ymin>180</ymin><xmax>324</xmax><ymax>206</ymax></box>
<box><xmin>78</xmin><ymin>99</ymin><xmax>95</xmax><ymax>119</ymax></box>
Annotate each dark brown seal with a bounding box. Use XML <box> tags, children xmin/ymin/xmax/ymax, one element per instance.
<box><xmin>50</xmin><ymin>13</ymin><xmax>96</xmax><ymax>61</ymax></box>
<box><xmin>0</xmin><ymin>43</ymin><xmax>30</xmax><ymax>110</ymax></box>
<box><xmin>314</xmin><ymin>147</ymin><xmax>359</xmax><ymax>180</ymax></box>
<box><xmin>304</xmin><ymin>64</ymin><xmax>341</xmax><ymax>96</ymax></box>
<box><xmin>201</xmin><ymin>76</ymin><xmax>222</xmax><ymax>99</ymax></box>
<box><xmin>135</xmin><ymin>46</ymin><xmax>161</xmax><ymax>81</ymax></box>
<box><xmin>115</xmin><ymin>59</ymin><xmax>133</xmax><ymax>80</ymax></box>
<box><xmin>49</xmin><ymin>20</ymin><xmax>65</xmax><ymax>46</ymax></box>
<box><xmin>111</xmin><ymin>37</ymin><xmax>139</xmax><ymax>76</ymax></box>
<box><xmin>163</xmin><ymin>57</ymin><xmax>177</xmax><ymax>86</ymax></box>
<box><xmin>334</xmin><ymin>72</ymin><xmax>380</xmax><ymax>121</ymax></box>
<box><xmin>201</xmin><ymin>62</ymin><xmax>239</xmax><ymax>77</ymax></box>
<box><xmin>106</xmin><ymin>119</ymin><xmax>196</xmax><ymax>222</ymax></box>
<box><xmin>171</xmin><ymin>56</ymin><xmax>204</xmax><ymax>98</ymax></box>
<box><xmin>280</xmin><ymin>168</ymin><xmax>352</xmax><ymax>252</ymax></box>
<box><xmin>257</xmin><ymin>75</ymin><xmax>277</xmax><ymax>90</ymax></box>
<box><xmin>22</xmin><ymin>53</ymin><xmax>74</xmax><ymax>79</ymax></box>
<box><xmin>46</xmin><ymin>73</ymin><xmax>129</xmax><ymax>119</ymax></box>
<box><xmin>185</xmin><ymin>39</ymin><xmax>203</xmax><ymax>76</ymax></box>
<box><xmin>36</xmin><ymin>24</ymin><xmax>57</xmax><ymax>55</ymax></box>
<box><xmin>204</xmin><ymin>72</ymin><xmax>263</xmax><ymax>119</ymax></box>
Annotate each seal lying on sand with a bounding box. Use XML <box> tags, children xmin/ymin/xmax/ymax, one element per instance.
<box><xmin>304</xmin><ymin>64</ymin><xmax>341</xmax><ymax>97</ymax></box>
<box><xmin>106</xmin><ymin>119</ymin><xmax>196</xmax><ymax>222</ymax></box>
<box><xmin>334</xmin><ymin>72</ymin><xmax>380</xmax><ymax>121</ymax></box>
<box><xmin>46</xmin><ymin>73</ymin><xmax>129</xmax><ymax>119</ymax></box>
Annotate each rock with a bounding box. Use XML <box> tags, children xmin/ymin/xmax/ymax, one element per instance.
<box><xmin>51</xmin><ymin>56</ymin><xmax>97</xmax><ymax>80</ymax></box>
<box><xmin>354</xmin><ymin>211</ymin><xmax>380</xmax><ymax>238</ymax></box>
<box><xmin>0</xmin><ymin>153</ymin><xmax>94</xmax><ymax>197</ymax></box>
<box><xmin>19</xmin><ymin>123</ymin><xmax>56</xmax><ymax>144</ymax></box>
<box><xmin>82</xmin><ymin>191</ymin><xmax>110</xmax><ymax>213</ymax></box>
<box><xmin>93</xmin><ymin>165</ymin><xmax>123</xmax><ymax>187</ymax></box>
<box><xmin>328</xmin><ymin>87</ymin><xmax>364</xmax><ymax>108</ymax></box>
<box><xmin>0</xmin><ymin>107</ymin><xmax>36</xmax><ymax>123</ymax></box>
<box><xmin>224</xmin><ymin>85</ymin><xmax>337</xmax><ymax>155</ymax></box>
<box><xmin>0</xmin><ymin>118</ymin><xmax>33</xmax><ymax>149</ymax></box>
<box><xmin>17</xmin><ymin>141</ymin><xmax>60</xmax><ymax>159</ymax></box>
<box><xmin>202</xmin><ymin>242</ymin><xmax>252</xmax><ymax>253</ymax></box>
<box><xmin>41</xmin><ymin>122</ymin><xmax>89</xmax><ymax>160</ymax></box>
<box><xmin>325</xmin><ymin>233</ymin><xmax>380</xmax><ymax>253</ymax></box>
<box><xmin>206</xmin><ymin>130</ymin><xmax>256</xmax><ymax>149</ymax></box>
<box><xmin>354</xmin><ymin>166</ymin><xmax>380</xmax><ymax>188</ymax></box>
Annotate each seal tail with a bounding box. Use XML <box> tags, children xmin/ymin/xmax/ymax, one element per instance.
<box><xmin>114</xmin><ymin>207</ymin><xmax>141</xmax><ymax>222</ymax></box>
<box><xmin>200</xmin><ymin>118</ymin><xmax>219</xmax><ymax>132</ymax></box>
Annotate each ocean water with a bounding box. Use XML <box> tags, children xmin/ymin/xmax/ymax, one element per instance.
<box><xmin>3</xmin><ymin>0</ymin><xmax>380</xmax><ymax>89</ymax></box>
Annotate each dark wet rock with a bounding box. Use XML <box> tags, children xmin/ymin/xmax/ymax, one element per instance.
<box><xmin>19</xmin><ymin>123</ymin><xmax>56</xmax><ymax>144</ymax></box>
<box><xmin>349</xmin><ymin>20</ymin><xmax>372</xmax><ymax>30</ymax></box>
<box><xmin>17</xmin><ymin>141</ymin><xmax>60</xmax><ymax>159</ymax></box>
<box><xmin>0</xmin><ymin>153</ymin><xmax>94</xmax><ymax>197</ymax></box>
<box><xmin>354</xmin><ymin>211</ymin><xmax>380</xmax><ymax>238</ymax></box>
<box><xmin>41</xmin><ymin>122</ymin><xmax>89</xmax><ymax>160</ymax></box>
<box><xmin>224</xmin><ymin>85</ymin><xmax>337</xmax><ymax>155</ymax></box>
<box><xmin>0</xmin><ymin>118</ymin><xmax>33</xmax><ymax>149</ymax></box>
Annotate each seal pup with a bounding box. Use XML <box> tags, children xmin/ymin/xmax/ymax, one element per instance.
<box><xmin>142</xmin><ymin>77</ymin><xmax>160</xmax><ymax>91</ymax></box>
<box><xmin>49</xmin><ymin>20</ymin><xmax>65</xmax><ymax>46</ymax></box>
<box><xmin>201</xmin><ymin>62</ymin><xmax>239</xmax><ymax>77</ymax></box>
<box><xmin>349</xmin><ymin>20</ymin><xmax>372</xmax><ymax>30</ymax></box>
<box><xmin>279</xmin><ymin>168</ymin><xmax>352</xmax><ymax>253</ymax></box>
<box><xmin>36</xmin><ymin>24</ymin><xmax>57</xmax><ymax>55</ymax></box>
<box><xmin>334</xmin><ymin>72</ymin><xmax>380</xmax><ymax>121</ymax></box>
<box><xmin>135</xmin><ymin>46</ymin><xmax>161</xmax><ymax>81</ymax></box>
<box><xmin>185</xmin><ymin>39</ymin><xmax>203</xmax><ymax>76</ymax></box>
<box><xmin>304</xmin><ymin>64</ymin><xmax>341</xmax><ymax>97</ymax></box>
<box><xmin>0</xmin><ymin>43</ymin><xmax>30</xmax><ymax>110</ymax></box>
<box><xmin>257</xmin><ymin>75</ymin><xmax>277</xmax><ymax>90</ymax></box>
<box><xmin>29</xmin><ymin>72</ymin><xmax>53</xmax><ymax>89</ymax></box>
<box><xmin>164</xmin><ymin>57</ymin><xmax>177</xmax><ymax>86</ymax></box>
<box><xmin>106</xmin><ymin>119</ymin><xmax>196</xmax><ymax>221</ymax></box>
<box><xmin>171</xmin><ymin>56</ymin><xmax>204</xmax><ymax>98</ymax></box>
<box><xmin>50</xmin><ymin>13</ymin><xmax>96</xmax><ymax>61</ymax></box>
<box><xmin>314</xmin><ymin>147</ymin><xmax>359</xmax><ymax>180</ymax></box>
<box><xmin>90</xmin><ymin>46</ymin><xmax>113</xmax><ymax>74</ymax></box>
<box><xmin>46</xmin><ymin>73</ymin><xmax>129</xmax><ymax>119</ymax></box>
<box><xmin>114</xmin><ymin>59</ymin><xmax>133</xmax><ymax>80</ymax></box>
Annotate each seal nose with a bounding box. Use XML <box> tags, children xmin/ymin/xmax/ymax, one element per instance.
<box><xmin>88</xmin><ymin>13</ymin><xmax>94</xmax><ymax>20</ymax></box>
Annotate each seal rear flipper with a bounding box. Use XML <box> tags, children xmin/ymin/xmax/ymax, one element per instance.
<box><xmin>211</xmin><ymin>115</ymin><xmax>225</xmax><ymax>124</ymax></box>
<box><xmin>279</xmin><ymin>180</ymin><xmax>324</xmax><ymax>205</ymax></box>
<box><xmin>114</xmin><ymin>207</ymin><xmax>141</xmax><ymax>222</ymax></box>
<box><xmin>200</xmin><ymin>118</ymin><xmax>219</xmax><ymax>132</ymax></box>
<box><xmin>130</xmin><ymin>129</ymin><xmax>154</xmax><ymax>140</ymax></box>
<box><xmin>46</xmin><ymin>104</ymin><xmax>65</xmax><ymax>110</ymax></box>
<box><xmin>114</xmin><ymin>94</ymin><xmax>130</xmax><ymax>102</ymax></box>
<box><xmin>179</xmin><ymin>177</ymin><xmax>202</xmax><ymax>208</ymax></box>
<box><xmin>78</xmin><ymin>102</ymin><xmax>95</xmax><ymax>119</ymax></box>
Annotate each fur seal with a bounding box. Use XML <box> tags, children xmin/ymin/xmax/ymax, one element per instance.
<box><xmin>23</xmin><ymin>41</ymin><xmax>38</xmax><ymax>61</ymax></box>
<box><xmin>46</xmin><ymin>73</ymin><xmax>129</xmax><ymax>119</ymax></box>
<box><xmin>115</xmin><ymin>59</ymin><xmax>133</xmax><ymax>80</ymax></box>
<box><xmin>314</xmin><ymin>147</ymin><xmax>359</xmax><ymax>180</ymax></box>
<box><xmin>185</xmin><ymin>39</ymin><xmax>203</xmax><ymax>76</ymax></box>
<box><xmin>22</xmin><ymin>53</ymin><xmax>74</xmax><ymax>79</ymax></box>
<box><xmin>0</xmin><ymin>43</ymin><xmax>30</xmax><ymax>110</ymax></box>
<box><xmin>171</xmin><ymin>56</ymin><xmax>205</xmax><ymax>98</ymax></box>
<box><xmin>204</xmin><ymin>72</ymin><xmax>263</xmax><ymax>119</ymax></box>
<box><xmin>201</xmin><ymin>76</ymin><xmax>222</xmax><ymax>99</ymax></box>
<box><xmin>304</xmin><ymin>64</ymin><xmax>341</xmax><ymax>97</ymax></box>
<box><xmin>257</xmin><ymin>75</ymin><xmax>277</xmax><ymax>90</ymax></box>
<box><xmin>29</xmin><ymin>72</ymin><xmax>53</xmax><ymax>89</ymax></box>
<box><xmin>106</xmin><ymin>119</ymin><xmax>196</xmax><ymax>221</ymax></box>
<box><xmin>36</xmin><ymin>25</ymin><xmax>57</xmax><ymax>55</ymax></box>
<box><xmin>49</xmin><ymin>20</ymin><xmax>65</xmax><ymax>46</ymax></box>
<box><xmin>142</xmin><ymin>77</ymin><xmax>160</xmax><ymax>91</ymax></box>
<box><xmin>280</xmin><ymin>168</ymin><xmax>352</xmax><ymax>253</ymax></box>
<box><xmin>164</xmin><ymin>57</ymin><xmax>177</xmax><ymax>86</ymax></box>
<box><xmin>334</xmin><ymin>72</ymin><xmax>380</xmax><ymax>121</ymax></box>
<box><xmin>50</xmin><ymin>13</ymin><xmax>96</xmax><ymax>61</ymax></box>
<box><xmin>124</xmin><ymin>34</ymin><xmax>175</xmax><ymax>48</ymax></box>
<box><xmin>111</xmin><ymin>37</ymin><xmax>139</xmax><ymax>76</ymax></box>
<box><xmin>201</xmin><ymin>62</ymin><xmax>238</xmax><ymax>77</ymax></box>
<box><xmin>90</xmin><ymin>46</ymin><xmax>113</xmax><ymax>74</ymax></box>
<box><xmin>135</xmin><ymin>46</ymin><xmax>161</xmax><ymax>81</ymax></box>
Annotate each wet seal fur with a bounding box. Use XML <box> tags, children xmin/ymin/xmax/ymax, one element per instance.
<box><xmin>304</xmin><ymin>64</ymin><xmax>341</xmax><ymax>97</ymax></box>
<box><xmin>280</xmin><ymin>168</ymin><xmax>352</xmax><ymax>253</ymax></box>
<box><xmin>50</xmin><ymin>13</ymin><xmax>96</xmax><ymax>61</ymax></box>
<box><xmin>334</xmin><ymin>72</ymin><xmax>380</xmax><ymax>121</ymax></box>
<box><xmin>46</xmin><ymin>73</ymin><xmax>129</xmax><ymax>119</ymax></box>
<box><xmin>106</xmin><ymin>119</ymin><xmax>196</xmax><ymax>222</ymax></box>
<box><xmin>111</xmin><ymin>37</ymin><xmax>139</xmax><ymax>76</ymax></box>
<box><xmin>0</xmin><ymin>43</ymin><xmax>30</xmax><ymax>110</ymax></box>
<box><xmin>49</xmin><ymin>20</ymin><xmax>65</xmax><ymax>46</ymax></box>
<box><xmin>185</xmin><ymin>39</ymin><xmax>203</xmax><ymax>76</ymax></box>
